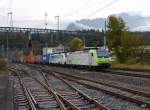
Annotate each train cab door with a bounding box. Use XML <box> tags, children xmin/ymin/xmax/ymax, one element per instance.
<box><xmin>89</xmin><ymin>50</ymin><xmax>97</xmax><ymax>66</ymax></box>
<box><xmin>89</xmin><ymin>51</ymin><xmax>94</xmax><ymax>66</ymax></box>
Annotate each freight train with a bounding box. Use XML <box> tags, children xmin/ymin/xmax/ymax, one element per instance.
<box><xmin>9</xmin><ymin>48</ymin><xmax>111</xmax><ymax>69</ymax></box>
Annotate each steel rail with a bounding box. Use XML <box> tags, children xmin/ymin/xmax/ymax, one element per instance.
<box><xmin>9</xmin><ymin>69</ymin><xmax>37</xmax><ymax>110</ymax></box>
<box><xmin>25</xmin><ymin>64</ymin><xmax>150</xmax><ymax>98</ymax></box>
<box><xmin>42</xmin><ymin>69</ymin><xmax>150</xmax><ymax>107</ymax></box>
<box><xmin>48</xmin><ymin>70</ymin><xmax>150</xmax><ymax>98</ymax></box>
<box><xmin>20</xmin><ymin>69</ymin><xmax>67</xmax><ymax>110</ymax></box>
<box><xmin>34</xmin><ymin>65</ymin><xmax>150</xmax><ymax>99</ymax></box>
<box><xmin>20</xmin><ymin>64</ymin><xmax>150</xmax><ymax>108</ymax></box>
<box><xmin>42</xmin><ymin>70</ymin><xmax>110</xmax><ymax>110</ymax></box>
<box><xmin>9</xmin><ymin>68</ymin><xmax>67</xmax><ymax>110</ymax></box>
<box><xmin>103</xmin><ymin>69</ymin><xmax>150</xmax><ymax>79</ymax></box>
<box><xmin>40</xmin><ymin>70</ymin><xmax>80</xmax><ymax>110</ymax></box>
<box><xmin>28</xmin><ymin>63</ymin><xmax>150</xmax><ymax>79</ymax></box>
<box><xmin>52</xmin><ymin>72</ymin><xmax>109</xmax><ymax>110</ymax></box>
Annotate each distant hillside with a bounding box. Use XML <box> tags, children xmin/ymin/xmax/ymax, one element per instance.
<box><xmin>66</xmin><ymin>13</ymin><xmax>150</xmax><ymax>31</ymax></box>
<box><xmin>66</xmin><ymin>22</ymin><xmax>94</xmax><ymax>31</ymax></box>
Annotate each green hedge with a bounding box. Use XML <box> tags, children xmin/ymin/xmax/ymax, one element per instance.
<box><xmin>0</xmin><ymin>57</ymin><xmax>6</xmax><ymax>74</ymax></box>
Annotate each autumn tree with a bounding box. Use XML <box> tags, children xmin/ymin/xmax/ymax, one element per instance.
<box><xmin>107</xmin><ymin>15</ymin><xmax>132</xmax><ymax>63</ymax></box>
<box><xmin>67</xmin><ymin>37</ymin><xmax>84</xmax><ymax>51</ymax></box>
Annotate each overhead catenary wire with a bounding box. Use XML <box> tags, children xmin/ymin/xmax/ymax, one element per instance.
<box><xmin>62</xmin><ymin>0</ymin><xmax>111</xmax><ymax>19</ymax></box>
<box><xmin>62</xmin><ymin>0</ymin><xmax>91</xmax><ymax>18</ymax></box>
<box><xmin>85</xmin><ymin>0</ymin><xmax>118</xmax><ymax>19</ymax></box>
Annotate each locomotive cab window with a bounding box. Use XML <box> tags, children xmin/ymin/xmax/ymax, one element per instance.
<box><xmin>97</xmin><ymin>50</ymin><xmax>109</xmax><ymax>58</ymax></box>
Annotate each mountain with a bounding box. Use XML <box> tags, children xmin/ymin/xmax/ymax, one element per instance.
<box><xmin>66</xmin><ymin>22</ymin><xmax>95</xmax><ymax>31</ymax></box>
<box><xmin>1</xmin><ymin>13</ymin><xmax>150</xmax><ymax>31</ymax></box>
<box><xmin>66</xmin><ymin>13</ymin><xmax>150</xmax><ymax>31</ymax></box>
<box><xmin>76</xmin><ymin>18</ymin><xmax>106</xmax><ymax>29</ymax></box>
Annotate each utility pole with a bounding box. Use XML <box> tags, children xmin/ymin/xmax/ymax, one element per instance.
<box><xmin>44</xmin><ymin>13</ymin><xmax>48</xmax><ymax>53</ymax></box>
<box><xmin>51</xmin><ymin>34</ymin><xmax>53</xmax><ymax>47</ymax></box>
<box><xmin>6</xmin><ymin>32</ymin><xmax>8</xmax><ymax>59</ymax></box>
<box><xmin>1</xmin><ymin>44</ymin><xmax>4</xmax><ymax>57</ymax></box>
<box><xmin>83</xmin><ymin>36</ymin><xmax>86</xmax><ymax>48</ymax></box>
<box><xmin>6</xmin><ymin>12</ymin><xmax>13</xmax><ymax>60</ymax></box>
<box><xmin>55</xmin><ymin>15</ymin><xmax>59</xmax><ymax>31</ymax></box>
<box><xmin>44</xmin><ymin>13</ymin><xmax>48</xmax><ymax>29</ymax></box>
<box><xmin>8</xmin><ymin>12</ymin><xmax>13</xmax><ymax>27</ymax></box>
<box><xmin>104</xmin><ymin>20</ymin><xmax>107</xmax><ymax>49</ymax></box>
<box><xmin>28</xmin><ymin>32</ymin><xmax>33</xmax><ymax>55</ymax></box>
<box><xmin>55</xmin><ymin>15</ymin><xmax>60</xmax><ymax>45</ymax></box>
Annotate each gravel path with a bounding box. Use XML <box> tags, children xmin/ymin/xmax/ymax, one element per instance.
<box><xmin>0</xmin><ymin>74</ymin><xmax>14</xmax><ymax>110</ymax></box>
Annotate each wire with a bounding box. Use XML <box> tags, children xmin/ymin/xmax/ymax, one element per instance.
<box><xmin>62</xmin><ymin>0</ymin><xmax>91</xmax><ymax>18</ymax></box>
<box><xmin>62</xmin><ymin>0</ymin><xmax>110</xmax><ymax>19</ymax></box>
<box><xmin>85</xmin><ymin>0</ymin><xmax>118</xmax><ymax>19</ymax></box>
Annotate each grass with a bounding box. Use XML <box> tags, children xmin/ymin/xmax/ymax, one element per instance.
<box><xmin>111</xmin><ymin>62</ymin><xmax>150</xmax><ymax>70</ymax></box>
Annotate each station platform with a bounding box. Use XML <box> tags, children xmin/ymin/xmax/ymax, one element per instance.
<box><xmin>0</xmin><ymin>74</ymin><xmax>13</xmax><ymax>110</ymax></box>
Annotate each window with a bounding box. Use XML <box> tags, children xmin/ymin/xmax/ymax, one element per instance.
<box><xmin>97</xmin><ymin>50</ymin><xmax>109</xmax><ymax>58</ymax></box>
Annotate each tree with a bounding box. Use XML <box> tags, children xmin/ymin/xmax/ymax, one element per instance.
<box><xmin>67</xmin><ymin>37</ymin><xmax>84</xmax><ymax>51</ymax></box>
<box><xmin>107</xmin><ymin>15</ymin><xmax>132</xmax><ymax>63</ymax></box>
<box><xmin>130</xmin><ymin>35</ymin><xmax>143</xmax><ymax>58</ymax></box>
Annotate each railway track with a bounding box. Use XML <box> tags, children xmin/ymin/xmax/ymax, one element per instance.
<box><xmin>110</xmin><ymin>68</ymin><xmax>150</xmax><ymax>73</ymax></box>
<box><xmin>9</xmin><ymin>68</ymin><xmax>66</xmax><ymax>110</ymax></box>
<box><xmin>22</xmin><ymin>64</ymin><xmax>150</xmax><ymax>92</ymax></box>
<box><xmin>22</xmin><ymin>64</ymin><xmax>150</xmax><ymax>105</ymax></box>
<box><xmin>36</xmin><ymin>64</ymin><xmax>150</xmax><ymax>92</ymax></box>
<box><xmin>41</xmin><ymin>69</ymin><xmax>150</xmax><ymax>108</ymax></box>
<box><xmin>103</xmin><ymin>69</ymin><xmax>150</xmax><ymax>79</ymax></box>
<box><xmin>25</xmin><ymin>63</ymin><xmax>150</xmax><ymax>79</ymax></box>
<box><xmin>41</xmin><ymin>70</ymin><xmax>109</xmax><ymax>110</ymax></box>
<box><xmin>10</xmin><ymin>66</ymin><xmax>109</xmax><ymax>110</ymax></box>
<box><xmin>10</xmin><ymin>63</ymin><xmax>150</xmax><ymax>109</ymax></box>
<box><xmin>10</xmin><ymin>70</ymin><xmax>37</xmax><ymax>110</ymax></box>
<box><xmin>24</xmin><ymin>64</ymin><xmax>150</xmax><ymax>109</ymax></box>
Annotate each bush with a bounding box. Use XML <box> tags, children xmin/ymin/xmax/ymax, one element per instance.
<box><xmin>0</xmin><ymin>57</ymin><xmax>6</xmax><ymax>73</ymax></box>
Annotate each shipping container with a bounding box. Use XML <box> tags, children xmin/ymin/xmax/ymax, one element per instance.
<box><xmin>35</xmin><ymin>55</ymin><xmax>41</xmax><ymax>63</ymax></box>
<box><xmin>41</xmin><ymin>55</ymin><xmax>49</xmax><ymax>63</ymax></box>
<box><xmin>25</xmin><ymin>55</ymin><xmax>36</xmax><ymax>63</ymax></box>
<box><xmin>9</xmin><ymin>56</ymin><xmax>18</xmax><ymax>62</ymax></box>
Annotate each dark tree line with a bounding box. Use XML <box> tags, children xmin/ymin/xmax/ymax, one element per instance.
<box><xmin>0</xmin><ymin>28</ymin><xmax>149</xmax><ymax>57</ymax></box>
<box><xmin>0</xmin><ymin>30</ymin><xmax>104</xmax><ymax>55</ymax></box>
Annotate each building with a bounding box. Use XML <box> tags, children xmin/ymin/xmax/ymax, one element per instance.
<box><xmin>43</xmin><ymin>44</ymin><xmax>65</xmax><ymax>55</ymax></box>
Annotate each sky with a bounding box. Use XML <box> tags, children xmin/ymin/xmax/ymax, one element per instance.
<box><xmin>0</xmin><ymin>0</ymin><xmax>150</xmax><ymax>28</ymax></box>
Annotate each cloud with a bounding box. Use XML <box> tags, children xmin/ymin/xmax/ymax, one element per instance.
<box><xmin>0</xmin><ymin>0</ymin><xmax>150</xmax><ymax>22</ymax></box>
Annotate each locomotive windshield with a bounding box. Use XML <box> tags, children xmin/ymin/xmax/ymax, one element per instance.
<box><xmin>97</xmin><ymin>50</ymin><xmax>109</xmax><ymax>58</ymax></box>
